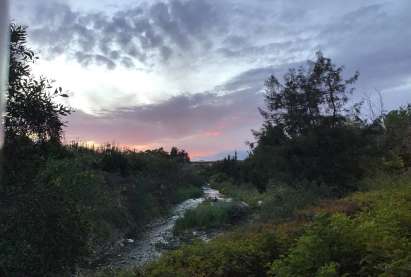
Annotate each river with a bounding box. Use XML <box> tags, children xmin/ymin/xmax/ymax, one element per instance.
<box><xmin>105</xmin><ymin>185</ymin><xmax>227</xmax><ymax>269</ymax></box>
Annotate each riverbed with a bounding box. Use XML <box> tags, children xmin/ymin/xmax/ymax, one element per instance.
<box><xmin>105</xmin><ymin>185</ymin><xmax>227</xmax><ymax>269</ymax></box>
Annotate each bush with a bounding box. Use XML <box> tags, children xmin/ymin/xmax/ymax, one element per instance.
<box><xmin>0</xmin><ymin>144</ymin><xmax>203</xmax><ymax>276</ymax></box>
<box><xmin>270</xmin><ymin>214</ymin><xmax>364</xmax><ymax>276</ymax></box>
<box><xmin>144</xmin><ymin>228</ymin><xmax>279</xmax><ymax>277</ymax></box>
<box><xmin>0</xmin><ymin>164</ymin><xmax>94</xmax><ymax>276</ymax></box>
<box><xmin>270</xmin><ymin>174</ymin><xmax>411</xmax><ymax>276</ymax></box>
<box><xmin>173</xmin><ymin>185</ymin><xmax>203</xmax><ymax>204</ymax></box>
<box><xmin>174</xmin><ymin>201</ymin><xmax>249</xmax><ymax>233</ymax></box>
<box><xmin>209</xmin><ymin>175</ymin><xmax>330</xmax><ymax>222</ymax></box>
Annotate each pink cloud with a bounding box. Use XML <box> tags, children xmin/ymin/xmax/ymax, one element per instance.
<box><xmin>64</xmin><ymin>90</ymin><xmax>263</xmax><ymax>159</ymax></box>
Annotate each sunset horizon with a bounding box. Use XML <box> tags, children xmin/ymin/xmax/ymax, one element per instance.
<box><xmin>10</xmin><ymin>0</ymin><xmax>411</xmax><ymax>160</ymax></box>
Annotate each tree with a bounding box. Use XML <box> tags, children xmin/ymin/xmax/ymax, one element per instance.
<box><xmin>2</xmin><ymin>24</ymin><xmax>71</xmax><ymax>192</ymax></box>
<box><xmin>169</xmin><ymin>146</ymin><xmax>190</xmax><ymax>163</ymax></box>
<box><xmin>249</xmin><ymin>53</ymin><xmax>370</xmax><ymax>193</ymax></box>
<box><xmin>6</xmin><ymin>24</ymin><xmax>70</xmax><ymax>144</ymax></box>
<box><xmin>383</xmin><ymin>105</ymin><xmax>411</xmax><ymax>168</ymax></box>
<box><xmin>258</xmin><ymin>51</ymin><xmax>358</xmax><ymax>139</ymax></box>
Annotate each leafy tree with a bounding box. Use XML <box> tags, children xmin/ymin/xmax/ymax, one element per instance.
<box><xmin>6</xmin><ymin>23</ymin><xmax>70</xmax><ymax>143</ymax></box>
<box><xmin>0</xmin><ymin>24</ymin><xmax>76</xmax><ymax>276</ymax></box>
<box><xmin>2</xmin><ymin>24</ymin><xmax>71</xmax><ymax>192</ymax></box>
<box><xmin>170</xmin><ymin>146</ymin><xmax>190</xmax><ymax>163</ymax></box>
<box><xmin>257</xmin><ymin>51</ymin><xmax>358</xmax><ymax>139</ymax></box>
<box><xmin>248</xmin><ymin>53</ymin><xmax>373</xmax><ymax>193</ymax></box>
<box><xmin>383</xmin><ymin>105</ymin><xmax>411</xmax><ymax>168</ymax></box>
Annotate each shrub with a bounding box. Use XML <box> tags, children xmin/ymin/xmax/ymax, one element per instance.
<box><xmin>145</xmin><ymin>228</ymin><xmax>279</xmax><ymax>277</ymax></box>
<box><xmin>270</xmin><ymin>174</ymin><xmax>411</xmax><ymax>276</ymax></box>
<box><xmin>173</xmin><ymin>185</ymin><xmax>203</xmax><ymax>204</ymax></box>
<box><xmin>270</xmin><ymin>213</ymin><xmax>365</xmax><ymax>276</ymax></box>
<box><xmin>174</xmin><ymin>201</ymin><xmax>249</xmax><ymax>233</ymax></box>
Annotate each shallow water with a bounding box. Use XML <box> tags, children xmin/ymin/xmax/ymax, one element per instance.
<box><xmin>108</xmin><ymin>185</ymin><xmax>225</xmax><ymax>268</ymax></box>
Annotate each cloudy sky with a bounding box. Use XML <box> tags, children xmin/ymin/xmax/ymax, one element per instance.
<box><xmin>11</xmin><ymin>0</ymin><xmax>411</xmax><ymax>160</ymax></box>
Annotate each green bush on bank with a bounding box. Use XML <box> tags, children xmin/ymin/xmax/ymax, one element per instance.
<box><xmin>174</xmin><ymin>200</ymin><xmax>249</xmax><ymax>233</ymax></box>
<box><xmin>270</xmin><ymin>174</ymin><xmax>411</xmax><ymax>276</ymax></box>
<box><xmin>145</xmin><ymin>228</ymin><xmax>279</xmax><ymax>277</ymax></box>
<box><xmin>0</xmin><ymin>145</ymin><xmax>204</xmax><ymax>276</ymax></box>
<box><xmin>209</xmin><ymin>173</ymin><xmax>331</xmax><ymax>222</ymax></box>
<box><xmin>173</xmin><ymin>185</ymin><xmax>203</xmax><ymax>204</ymax></box>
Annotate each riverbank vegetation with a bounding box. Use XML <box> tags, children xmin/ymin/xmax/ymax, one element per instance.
<box><xmin>174</xmin><ymin>200</ymin><xmax>249</xmax><ymax>233</ymax></box>
<box><xmin>95</xmin><ymin>173</ymin><xmax>411</xmax><ymax>276</ymax></box>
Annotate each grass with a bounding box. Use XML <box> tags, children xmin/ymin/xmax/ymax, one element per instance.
<box><xmin>209</xmin><ymin>174</ymin><xmax>329</xmax><ymax>222</ymax></box>
<box><xmin>209</xmin><ymin>175</ymin><xmax>266</xmax><ymax>208</ymax></box>
<box><xmin>173</xmin><ymin>185</ymin><xmax>203</xmax><ymax>204</ymax></box>
<box><xmin>174</xmin><ymin>200</ymin><xmax>249</xmax><ymax>233</ymax></box>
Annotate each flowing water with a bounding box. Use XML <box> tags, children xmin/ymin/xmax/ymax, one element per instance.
<box><xmin>107</xmin><ymin>185</ymin><xmax>227</xmax><ymax>269</ymax></box>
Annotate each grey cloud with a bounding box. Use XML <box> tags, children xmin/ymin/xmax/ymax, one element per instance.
<box><xmin>95</xmin><ymin>55</ymin><xmax>116</xmax><ymax>69</ymax></box>
<box><xmin>22</xmin><ymin>0</ymin><xmax>223</xmax><ymax>69</ymax></box>
<box><xmin>121</xmin><ymin>57</ymin><xmax>135</xmax><ymax>68</ymax></box>
<box><xmin>315</xmin><ymin>2</ymin><xmax>411</xmax><ymax>107</ymax></box>
<box><xmin>14</xmin><ymin>0</ymin><xmax>411</xmax><ymax>108</ymax></box>
<box><xmin>66</xmin><ymin>88</ymin><xmax>263</xmax><ymax>145</ymax></box>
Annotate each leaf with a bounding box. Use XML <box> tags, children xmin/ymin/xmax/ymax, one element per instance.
<box><xmin>61</xmin><ymin>94</ymin><xmax>69</xmax><ymax>98</ymax></box>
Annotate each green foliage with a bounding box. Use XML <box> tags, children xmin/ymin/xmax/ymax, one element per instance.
<box><xmin>174</xmin><ymin>185</ymin><xmax>203</xmax><ymax>204</ymax></box>
<box><xmin>7</xmin><ymin>24</ymin><xmax>70</xmax><ymax>143</ymax></box>
<box><xmin>270</xmin><ymin>175</ymin><xmax>411</xmax><ymax>276</ymax></box>
<box><xmin>258</xmin><ymin>52</ymin><xmax>358</xmax><ymax>138</ymax></box>
<box><xmin>270</xmin><ymin>214</ymin><xmax>364</xmax><ymax>276</ymax></box>
<box><xmin>144</xmin><ymin>228</ymin><xmax>279</xmax><ymax>277</ymax></box>
<box><xmin>0</xmin><ymin>193</ymin><xmax>90</xmax><ymax>276</ymax></box>
<box><xmin>383</xmin><ymin>105</ymin><xmax>411</xmax><ymax>169</ymax></box>
<box><xmin>237</xmin><ymin>52</ymin><xmax>385</xmax><ymax>193</ymax></box>
<box><xmin>209</xmin><ymin>153</ymin><xmax>242</xmax><ymax>181</ymax></box>
<box><xmin>0</xmin><ymin>143</ymin><xmax>203</xmax><ymax>276</ymax></box>
<box><xmin>174</xmin><ymin>200</ymin><xmax>248</xmax><ymax>233</ymax></box>
<box><xmin>170</xmin><ymin>146</ymin><xmax>190</xmax><ymax>163</ymax></box>
<box><xmin>259</xmin><ymin>182</ymin><xmax>330</xmax><ymax>221</ymax></box>
<box><xmin>132</xmin><ymin>174</ymin><xmax>411</xmax><ymax>277</ymax></box>
<box><xmin>209</xmin><ymin>174</ymin><xmax>266</xmax><ymax>208</ymax></box>
<box><xmin>209</xmin><ymin>174</ymin><xmax>330</xmax><ymax>221</ymax></box>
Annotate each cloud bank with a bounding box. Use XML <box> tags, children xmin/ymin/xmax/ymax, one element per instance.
<box><xmin>11</xmin><ymin>0</ymin><xmax>411</xmax><ymax>159</ymax></box>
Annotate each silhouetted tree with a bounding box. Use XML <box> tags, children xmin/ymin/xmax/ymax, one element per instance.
<box><xmin>249</xmin><ymin>53</ymin><xmax>374</xmax><ymax>193</ymax></box>
<box><xmin>6</xmin><ymin>24</ymin><xmax>71</xmax><ymax>144</ymax></box>
<box><xmin>258</xmin><ymin>51</ymin><xmax>358</xmax><ymax>139</ymax></box>
<box><xmin>170</xmin><ymin>146</ymin><xmax>190</xmax><ymax>163</ymax></box>
<box><xmin>383</xmin><ymin>105</ymin><xmax>411</xmax><ymax>169</ymax></box>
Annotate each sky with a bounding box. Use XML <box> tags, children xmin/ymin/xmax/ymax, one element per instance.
<box><xmin>10</xmin><ymin>0</ymin><xmax>411</xmax><ymax>160</ymax></box>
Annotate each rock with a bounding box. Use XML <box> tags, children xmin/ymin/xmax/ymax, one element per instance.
<box><xmin>126</xmin><ymin>238</ymin><xmax>134</xmax><ymax>243</ymax></box>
